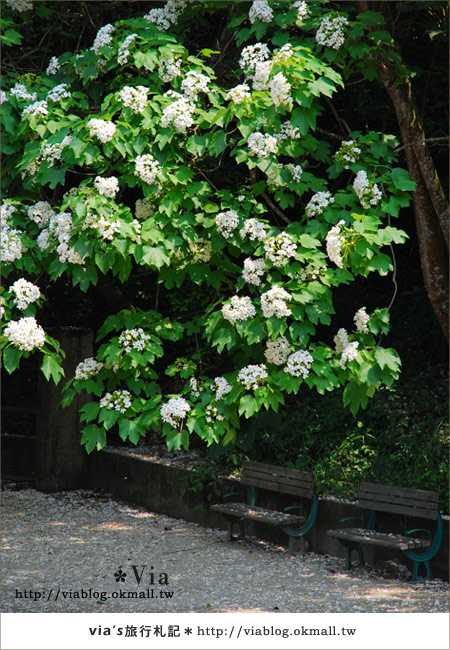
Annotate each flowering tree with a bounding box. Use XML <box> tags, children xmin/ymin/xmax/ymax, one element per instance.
<box><xmin>1</xmin><ymin>0</ymin><xmax>415</xmax><ymax>453</ymax></box>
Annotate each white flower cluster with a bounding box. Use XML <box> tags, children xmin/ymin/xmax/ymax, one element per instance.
<box><xmin>284</xmin><ymin>163</ymin><xmax>303</xmax><ymax>182</ymax></box>
<box><xmin>135</xmin><ymin>198</ymin><xmax>155</xmax><ymax>220</ymax></box>
<box><xmin>273</xmin><ymin>43</ymin><xmax>294</xmax><ymax>63</ymax></box>
<box><xmin>21</xmin><ymin>100</ymin><xmax>48</xmax><ymax>119</ymax></box>
<box><xmin>158</xmin><ymin>54</ymin><xmax>182</xmax><ymax>82</ymax></box>
<box><xmin>260</xmin><ymin>286</ymin><xmax>292</xmax><ymax>318</ymax></box>
<box><xmin>264</xmin><ymin>336</ymin><xmax>291</xmax><ymax>365</ymax></box>
<box><xmin>353</xmin><ymin>170</ymin><xmax>382</xmax><ymax>208</ymax></box>
<box><xmin>293</xmin><ymin>1</ymin><xmax>308</xmax><ymax>20</ymax></box>
<box><xmin>27</xmin><ymin>201</ymin><xmax>55</xmax><ymax>227</ymax></box>
<box><xmin>325</xmin><ymin>219</ymin><xmax>345</xmax><ymax>268</ymax></box>
<box><xmin>215</xmin><ymin>210</ymin><xmax>239</xmax><ymax>239</ymax></box>
<box><xmin>119</xmin><ymin>85</ymin><xmax>148</xmax><ymax>114</ymax></box>
<box><xmin>242</xmin><ymin>258</ymin><xmax>266</xmax><ymax>286</ymax></box>
<box><xmin>284</xmin><ymin>349</ymin><xmax>313</xmax><ymax>378</ymax></box>
<box><xmin>117</xmin><ymin>33</ymin><xmax>137</xmax><ymax>66</ymax></box>
<box><xmin>10</xmin><ymin>83</ymin><xmax>37</xmax><ymax>102</ymax></box>
<box><xmin>100</xmin><ymin>389</ymin><xmax>132</xmax><ymax>413</ymax></box>
<box><xmin>47</xmin><ymin>83</ymin><xmax>71</xmax><ymax>103</ymax></box>
<box><xmin>252</xmin><ymin>60</ymin><xmax>273</xmax><ymax>91</ymax></box>
<box><xmin>354</xmin><ymin>307</ymin><xmax>370</xmax><ymax>334</ymax></box>
<box><xmin>205</xmin><ymin>404</ymin><xmax>225</xmax><ymax>423</ymax></box>
<box><xmin>334</xmin><ymin>328</ymin><xmax>359</xmax><ymax>368</ymax></box>
<box><xmin>213</xmin><ymin>376</ymin><xmax>232</xmax><ymax>400</ymax></box>
<box><xmin>94</xmin><ymin>176</ymin><xmax>119</xmax><ymax>198</ymax></box>
<box><xmin>334</xmin><ymin>140</ymin><xmax>361</xmax><ymax>168</ymax></box>
<box><xmin>222</xmin><ymin>295</ymin><xmax>256</xmax><ymax>324</ymax></box>
<box><xmin>10</xmin><ymin>278</ymin><xmax>40</xmax><ymax>310</ymax></box>
<box><xmin>226</xmin><ymin>83</ymin><xmax>251</xmax><ymax>105</ymax></box>
<box><xmin>264</xmin><ymin>232</ymin><xmax>297</xmax><ymax>266</ymax></box>
<box><xmin>0</xmin><ymin>91</ymin><xmax>7</xmax><ymax>104</ymax></box>
<box><xmin>46</xmin><ymin>56</ymin><xmax>60</xmax><ymax>76</ymax></box>
<box><xmin>161</xmin><ymin>91</ymin><xmax>195</xmax><ymax>132</ymax></box>
<box><xmin>269</xmin><ymin>72</ymin><xmax>291</xmax><ymax>108</ymax></box>
<box><xmin>189</xmin><ymin>238</ymin><xmax>212</xmax><ymax>263</ymax></box>
<box><xmin>134</xmin><ymin>153</ymin><xmax>163</xmax><ymax>186</ymax></box>
<box><xmin>297</xmin><ymin>263</ymin><xmax>323</xmax><ymax>282</ymax></box>
<box><xmin>239</xmin><ymin>218</ymin><xmax>267</xmax><ymax>242</ymax></box>
<box><xmin>160</xmin><ymin>396</ymin><xmax>191</xmax><ymax>428</ymax></box>
<box><xmin>44</xmin><ymin>212</ymin><xmax>85</xmax><ymax>265</ymax></box>
<box><xmin>249</xmin><ymin>0</ymin><xmax>273</xmax><ymax>24</ymax></box>
<box><xmin>237</xmin><ymin>364</ymin><xmax>268</xmax><ymax>390</ymax></box>
<box><xmin>1</xmin><ymin>202</ymin><xmax>17</xmax><ymax>224</ymax></box>
<box><xmin>1</xmin><ymin>223</ymin><xmax>23</xmax><ymax>262</ymax></box>
<box><xmin>82</xmin><ymin>210</ymin><xmax>121</xmax><ymax>242</ymax></box>
<box><xmin>239</xmin><ymin>43</ymin><xmax>271</xmax><ymax>73</ymax></box>
<box><xmin>75</xmin><ymin>357</ymin><xmax>104</xmax><ymax>380</ymax></box>
<box><xmin>118</xmin><ymin>328</ymin><xmax>151</xmax><ymax>353</ymax></box>
<box><xmin>6</xmin><ymin>0</ymin><xmax>33</xmax><ymax>12</ymax></box>
<box><xmin>181</xmin><ymin>70</ymin><xmax>210</xmax><ymax>99</ymax></box>
<box><xmin>87</xmin><ymin>118</ymin><xmax>116</xmax><ymax>143</ymax></box>
<box><xmin>248</xmin><ymin>132</ymin><xmax>278</xmax><ymax>158</ymax></box>
<box><xmin>92</xmin><ymin>24</ymin><xmax>114</xmax><ymax>55</ymax></box>
<box><xmin>40</xmin><ymin>135</ymin><xmax>73</xmax><ymax>167</ymax></box>
<box><xmin>189</xmin><ymin>377</ymin><xmax>201</xmax><ymax>397</ymax></box>
<box><xmin>274</xmin><ymin>121</ymin><xmax>301</xmax><ymax>142</ymax></box>
<box><xmin>305</xmin><ymin>191</ymin><xmax>334</xmax><ymax>218</ymax></box>
<box><xmin>4</xmin><ymin>316</ymin><xmax>45</xmax><ymax>351</ymax></box>
<box><xmin>316</xmin><ymin>15</ymin><xmax>349</xmax><ymax>50</ymax></box>
<box><xmin>144</xmin><ymin>0</ymin><xmax>187</xmax><ymax>31</ymax></box>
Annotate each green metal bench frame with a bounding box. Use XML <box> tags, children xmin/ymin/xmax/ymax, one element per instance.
<box><xmin>211</xmin><ymin>460</ymin><xmax>317</xmax><ymax>554</ymax></box>
<box><xmin>327</xmin><ymin>482</ymin><xmax>443</xmax><ymax>583</ymax></box>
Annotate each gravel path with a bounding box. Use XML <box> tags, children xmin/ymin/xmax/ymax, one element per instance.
<box><xmin>1</xmin><ymin>486</ymin><xmax>448</xmax><ymax>614</ymax></box>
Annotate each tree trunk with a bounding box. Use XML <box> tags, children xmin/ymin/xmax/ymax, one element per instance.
<box><xmin>358</xmin><ymin>0</ymin><xmax>449</xmax><ymax>341</ymax></box>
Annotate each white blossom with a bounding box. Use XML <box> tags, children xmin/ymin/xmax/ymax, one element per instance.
<box><xmin>353</xmin><ymin>170</ymin><xmax>382</xmax><ymax>208</ymax></box>
<box><xmin>82</xmin><ymin>210</ymin><xmax>121</xmax><ymax>242</ymax></box>
<box><xmin>134</xmin><ymin>153</ymin><xmax>163</xmax><ymax>185</ymax></box>
<box><xmin>135</xmin><ymin>198</ymin><xmax>155</xmax><ymax>220</ymax></box>
<box><xmin>205</xmin><ymin>404</ymin><xmax>224</xmax><ymax>423</ymax></box>
<box><xmin>5</xmin><ymin>0</ymin><xmax>33</xmax><ymax>12</ymax></box>
<box><xmin>239</xmin><ymin>43</ymin><xmax>271</xmax><ymax>72</ymax></box>
<box><xmin>119</xmin><ymin>85</ymin><xmax>148</xmax><ymax>114</ymax></box>
<box><xmin>242</xmin><ymin>258</ymin><xmax>266</xmax><ymax>286</ymax></box>
<box><xmin>181</xmin><ymin>70</ymin><xmax>210</xmax><ymax>99</ymax></box>
<box><xmin>305</xmin><ymin>191</ymin><xmax>334</xmax><ymax>217</ymax></box>
<box><xmin>40</xmin><ymin>135</ymin><xmax>73</xmax><ymax>167</ymax></box>
<box><xmin>284</xmin><ymin>349</ymin><xmax>313</xmax><ymax>378</ymax></box>
<box><xmin>215</xmin><ymin>210</ymin><xmax>240</xmax><ymax>239</ymax></box>
<box><xmin>10</xmin><ymin>279</ymin><xmax>40</xmax><ymax>310</ymax></box>
<box><xmin>213</xmin><ymin>376</ymin><xmax>232</xmax><ymax>400</ymax></box>
<box><xmin>334</xmin><ymin>328</ymin><xmax>358</xmax><ymax>367</ymax></box>
<box><xmin>158</xmin><ymin>54</ymin><xmax>182</xmax><ymax>82</ymax></box>
<box><xmin>269</xmin><ymin>72</ymin><xmax>292</xmax><ymax>108</ymax></box>
<box><xmin>27</xmin><ymin>201</ymin><xmax>55</xmax><ymax>227</ymax></box>
<box><xmin>334</xmin><ymin>140</ymin><xmax>361</xmax><ymax>168</ymax></box>
<box><xmin>94</xmin><ymin>176</ymin><xmax>119</xmax><ymax>198</ymax></box>
<box><xmin>354</xmin><ymin>307</ymin><xmax>370</xmax><ymax>334</ymax></box>
<box><xmin>1</xmin><ymin>224</ymin><xmax>24</xmax><ymax>262</ymax></box>
<box><xmin>119</xmin><ymin>328</ymin><xmax>151</xmax><ymax>352</ymax></box>
<box><xmin>10</xmin><ymin>83</ymin><xmax>37</xmax><ymax>102</ymax></box>
<box><xmin>273</xmin><ymin>43</ymin><xmax>294</xmax><ymax>63</ymax></box>
<box><xmin>100</xmin><ymin>389</ymin><xmax>132</xmax><ymax>413</ymax></box>
<box><xmin>92</xmin><ymin>24</ymin><xmax>114</xmax><ymax>55</ymax></box>
<box><xmin>161</xmin><ymin>94</ymin><xmax>195</xmax><ymax>132</ymax></box>
<box><xmin>46</xmin><ymin>56</ymin><xmax>60</xmax><ymax>76</ymax></box>
<box><xmin>249</xmin><ymin>0</ymin><xmax>273</xmax><ymax>24</ymax></box>
<box><xmin>239</xmin><ymin>218</ymin><xmax>267</xmax><ymax>242</ymax></box>
<box><xmin>87</xmin><ymin>118</ymin><xmax>116</xmax><ymax>143</ymax></box>
<box><xmin>47</xmin><ymin>83</ymin><xmax>71</xmax><ymax>103</ymax></box>
<box><xmin>248</xmin><ymin>132</ymin><xmax>278</xmax><ymax>158</ymax></box>
<box><xmin>316</xmin><ymin>15</ymin><xmax>349</xmax><ymax>50</ymax></box>
<box><xmin>237</xmin><ymin>364</ymin><xmax>268</xmax><ymax>390</ymax></box>
<box><xmin>251</xmin><ymin>60</ymin><xmax>273</xmax><ymax>91</ymax></box>
<box><xmin>75</xmin><ymin>357</ymin><xmax>104</xmax><ymax>380</ymax></box>
<box><xmin>117</xmin><ymin>33</ymin><xmax>137</xmax><ymax>66</ymax></box>
<box><xmin>144</xmin><ymin>0</ymin><xmax>187</xmax><ymax>30</ymax></box>
<box><xmin>222</xmin><ymin>295</ymin><xmax>256</xmax><ymax>324</ymax></box>
<box><xmin>189</xmin><ymin>377</ymin><xmax>201</xmax><ymax>397</ymax></box>
<box><xmin>4</xmin><ymin>317</ymin><xmax>45</xmax><ymax>351</ymax></box>
<box><xmin>160</xmin><ymin>396</ymin><xmax>191</xmax><ymax>427</ymax></box>
<box><xmin>325</xmin><ymin>220</ymin><xmax>345</xmax><ymax>268</ymax></box>
<box><xmin>293</xmin><ymin>1</ymin><xmax>308</xmax><ymax>20</ymax></box>
<box><xmin>264</xmin><ymin>336</ymin><xmax>291</xmax><ymax>365</ymax></box>
<box><xmin>189</xmin><ymin>238</ymin><xmax>212</xmax><ymax>263</ymax></box>
<box><xmin>260</xmin><ymin>285</ymin><xmax>292</xmax><ymax>318</ymax></box>
<box><xmin>48</xmin><ymin>212</ymin><xmax>85</xmax><ymax>265</ymax></box>
<box><xmin>21</xmin><ymin>100</ymin><xmax>48</xmax><ymax>119</ymax></box>
<box><xmin>264</xmin><ymin>232</ymin><xmax>297</xmax><ymax>266</ymax></box>
<box><xmin>226</xmin><ymin>83</ymin><xmax>251</xmax><ymax>104</ymax></box>
<box><xmin>284</xmin><ymin>163</ymin><xmax>303</xmax><ymax>182</ymax></box>
<box><xmin>0</xmin><ymin>91</ymin><xmax>8</xmax><ymax>104</ymax></box>
<box><xmin>274</xmin><ymin>121</ymin><xmax>301</xmax><ymax>142</ymax></box>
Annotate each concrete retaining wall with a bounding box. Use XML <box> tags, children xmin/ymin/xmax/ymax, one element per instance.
<box><xmin>87</xmin><ymin>448</ymin><xmax>449</xmax><ymax>580</ymax></box>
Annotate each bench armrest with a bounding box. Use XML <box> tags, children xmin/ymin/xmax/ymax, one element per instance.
<box><xmin>284</xmin><ymin>505</ymin><xmax>308</xmax><ymax>517</ymax></box>
<box><xmin>223</xmin><ymin>490</ymin><xmax>241</xmax><ymax>499</ymax></box>
<box><xmin>340</xmin><ymin>516</ymin><xmax>364</xmax><ymax>526</ymax></box>
<box><xmin>405</xmin><ymin>528</ymin><xmax>432</xmax><ymax>542</ymax></box>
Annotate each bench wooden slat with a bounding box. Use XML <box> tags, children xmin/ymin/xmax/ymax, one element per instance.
<box><xmin>240</xmin><ymin>475</ymin><xmax>312</xmax><ymax>498</ymax></box>
<box><xmin>243</xmin><ymin>468</ymin><xmax>313</xmax><ymax>490</ymax></box>
<box><xmin>241</xmin><ymin>461</ymin><xmax>314</xmax><ymax>498</ymax></box>
<box><xmin>211</xmin><ymin>502</ymin><xmax>305</xmax><ymax>526</ymax></box>
<box><xmin>359</xmin><ymin>482</ymin><xmax>438</xmax><ymax>504</ymax></box>
<box><xmin>327</xmin><ymin>527</ymin><xmax>431</xmax><ymax>551</ymax></box>
<box><xmin>358</xmin><ymin>491</ymin><xmax>439</xmax><ymax>510</ymax></box>
<box><xmin>243</xmin><ymin>460</ymin><xmax>313</xmax><ymax>483</ymax></box>
<box><xmin>357</xmin><ymin>498</ymin><xmax>437</xmax><ymax>520</ymax></box>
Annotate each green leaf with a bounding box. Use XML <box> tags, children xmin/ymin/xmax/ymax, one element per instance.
<box><xmin>238</xmin><ymin>394</ymin><xmax>260</xmax><ymax>418</ymax></box>
<box><xmin>40</xmin><ymin>354</ymin><xmax>65</xmax><ymax>384</ymax></box>
<box><xmin>2</xmin><ymin>346</ymin><xmax>22</xmax><ymax>374</ymax></box>
<box><xmin>81</xmin><ymin>424</ymin><xmax>106</xmax><ymax>453</ymax></box>
<box><xmin>390</xmin><ymin>168</ymin><xmax>416</xmax><ymax>191</ymax></box>
<box><xmin>343</xmin><ymin>381</ymin><xmax>368</xmax><ymax>415</ymax></box>
<box><xmin>141</xmin><ymin>245</ymin><xmax>170</xmax><ymax>269</ymax></box>
<box><xmin>118</xmin><ymin>419</ymin><xmax>145</xmax><ymax>444</ymax></box>
<box><xmin>80</xmin><ymin>401</ymin><xmax>100</xmax><ymax>422</ymax></box>
<box><xmin>374</xmin><ymin>347</ymin><xmax>401</xmax><ymax>372</ymax></box>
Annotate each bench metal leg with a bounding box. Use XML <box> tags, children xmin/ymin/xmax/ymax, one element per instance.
<box><xmin>346</xmin><ymin>546</ymin><xmax>364</xmax><ymax>569</ymax></box>
<box><xmin>288</xmin><ymin>535</ymin><xmax>308</xmax><ymax>555</ymax></box>
<box><xmin>411</xmin><ymin>560</ymin><xmax>432</xmax><ymax>583</ymax></box>
<box><xmin>227</xmin><ymin>519</ymin><xmax>245</xmax><ymax>541</ymax></box>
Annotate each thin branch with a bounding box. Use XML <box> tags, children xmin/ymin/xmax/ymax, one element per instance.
<box><xmin>261</xmin><ymin>192</ymin><xmax>291</xmax><ymax>224</ymax></box>
<box><xmin>395</xmin><ymin>137</ymin><xmax>449</xmax><ymax>152</ymax></box>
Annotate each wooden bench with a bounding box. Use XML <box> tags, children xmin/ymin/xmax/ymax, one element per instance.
<box><xmin>327</xmin><ymin>482</ymin><xmax>443</xmax><ymax>582</ymax></box>
<box><xmin>211</xmin><ymin>460</ymin><xmax>317</xmax><ymax>554</ymax></box>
